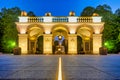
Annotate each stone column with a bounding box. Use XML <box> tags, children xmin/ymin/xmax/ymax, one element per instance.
<box><xmin>43</xmin><ymin>34</ymin><xmax>52</xmax><ymax>54</ymax></box>
<box><xmin>18</xmin><ymin>34</ymin><xmax>28</xmax><ymax>54</ymax></box>
<box><xmin>68</xmin><ymin>34</ymin><xmax>77</xmax><ymax>54</ymax></box>
<box><xmin>93</xmin><ymin>34</ymin><xmax>102</xmax><ymax>54</ymax></box>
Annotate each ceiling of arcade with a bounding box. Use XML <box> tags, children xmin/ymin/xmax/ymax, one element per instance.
<box><xmin>52</xmin><ymin>25</ymin><xmax>68</xmax><ymax>39</ymax></box>
<box><xmin>26</xmin><ymin>24</ymin><xmax>95</xmax><ymax>41</ymax></box>
<box><xmin>27</xmin><ymin>24</ymin><xmax>43</xmax><ymax>41</ymax></box>
<box><xmin>52</xmin><ymin>29</ymin><xmax>68</xmax><ymax>39</ymax></box>
<box><xmin>76</xmin><ymin>25</ymin><xmax>93</xmax><ymax>40</ymax></box>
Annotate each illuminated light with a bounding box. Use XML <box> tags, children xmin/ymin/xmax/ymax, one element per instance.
<box><xmin>104</xmin><ymin>42</ymin><xmax>108</xmax><ymax>46</ymax></box>
<box><xmin>94</xmin><ymin>29</ymin><xmax>100</xmax><ymax>34</ymax></box>
<box><xmin>30</xmin><ymin>37</ymin><xmax>36</xmax><ymax>41</ymax></box>
<box><xmin>70</xmin><ymin>30</ymin><xmax>75</xmax><ymax>34</ymax></box>
<box><xmin>85</xmin><ymin>37</ymin><xmax>90</xmax><ymax>40</ymax></box>
<box><xmin>8</xmin><ymin>41</ymin><xmax>16</xmax><ymax>48</ymax></box>
<box><xmin>20</xmin><ymin>29</ymin><xmax>26</xmax><ymax>34</ymax></box>
<box><xmin>58</xmin><ymin>35</ymin><xmax>62</xmax><ymax>40</ymax></box>
<box><xmin>45</xmin><ymin>31</ymin><xmax>51</xmax><ymax>34</ymax></box>
<box><xmin>58</xmin><ymin>57</ymin><xmax>62</xmax><ymax>80</ymax></box>
<box><xmin>11</xmin><ymin>42</ymin><xmax>16</xmax><ymax>47</ymax></box>
<box><xmin>45</xmin><ymin>29</ymin><xmax>51</xmax><ymax>34</ymax></box>
<box><xmin>58</xmin><ymin>48</ymin><xmax>61</xmax><ymax>51</ymax></box>
<box><xmin>104</xmin><ymin>41</ymin><xmax>114</xmax><ymax>51</ymax></box>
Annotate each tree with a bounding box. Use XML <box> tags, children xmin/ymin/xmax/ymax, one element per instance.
<box><xmin>95</xmin><ymin>4</ymin><xmax>113</xmax><ymax>22</ymax></box>
<box><xmin>27</xmin><ymin>11</ymin><xmax>36</xmax><ymax>17</ymax></box>
<box><xmin>0</xmin><ymin>7</ymin><xmax>21</xmax><ymax>53</ymax></box>
<box><xmin>0</xmin><ymin>12</ymin><xmax>4</xmax><ymax>52</ymax></box>
<box><xmin>115</xmin><ymin>8</ymin><xmax>120</xmax><ymax>17</ymax></box>
<box><xmin>81</xmin><ymin>6</ymin><xmax>95</xmax><ymax>16</ymax></box>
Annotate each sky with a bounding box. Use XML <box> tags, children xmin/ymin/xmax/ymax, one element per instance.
<box><xmin>0</xmin><ymin>0</ymin><xmax>120</xmax><ymax>16</ymax></box>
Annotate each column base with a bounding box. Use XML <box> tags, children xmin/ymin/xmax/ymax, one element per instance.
<box><xmin>68</xmin><ymin>52</ymin><xmax>77</xmax><ymax>55</ymax></box>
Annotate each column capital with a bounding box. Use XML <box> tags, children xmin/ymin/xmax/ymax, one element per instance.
<box><xmin>93</xmin><ymin>34</ymin><xmax>102</xmax><ymax>37</ymax></box>
<box><xmin>18</xmin><ymin>34</ymin><xmax>28</xmax><ymax>37</ymax></box>
<box><xmin>43</xmin><ymin>34</ymin><xmax>52</xmax><ymax>37</ymax></box>
<box><xmin>68</xmin><ymin>34</ymin><xmax>77</xmax><ymax>37</ymax></box>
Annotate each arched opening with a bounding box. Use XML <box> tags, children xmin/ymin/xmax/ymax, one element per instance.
<box><xmin>36</xmin><ymin>36</ymin><xmax>43</xmax><ymax>54</ymax></box>
<box><xmin>27</xmin><ymin>24</ymin><xmax>44</xmax><ymax>54</ymax></box>
<box><xmin>77</xmin><ymin>36</ymin><xmax>84</xmax><ymax>54</ymax></box>
<box><xmin>52</xmin><ymin>25</ymin><xmax>68</xmax><ymax>54</ymax></box>
<box><xmin>77</xmin><ymin>25</ymin><xmax>93</xmax><ymax>54</ymax></box>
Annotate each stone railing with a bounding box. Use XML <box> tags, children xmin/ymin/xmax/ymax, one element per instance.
<box><xmin>52</xmin><ymin>17</ymin><xmax>68</xmax><ymax>22</ymax></box>
<box><xmin>77</xmin><ymin>17</ymin><xmax>93</xmax><ymax>23</ymax></box>
<box><xmin>18</xmin><ymin>16</ymin><xmax>102</xmax><ymax>23</ymax></box>
<box><xmin>28</xmin><ymin>17</ymin><xmax>44</xmax><ymax>22</ymax></box>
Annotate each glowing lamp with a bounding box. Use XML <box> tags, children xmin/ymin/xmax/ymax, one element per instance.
<box><xmin>11</xmin><ymin>42</ymin><xmax>16</xmax><ymax>47</ymax></box>
<box><xmin>104</xmin><ymin>41</ymin><xmax>114</xmax><ymax>51</ymax></box>
<box><xmin>58</xmin><ymin>48</ymin><xmax>61</xmax><ymax>51</ymax></box>
<box><xmin>85</xmin><ymin>37</ymin><xmax>90</xmax><ymax>40</ymax></box>
<box><xmin>58</xmin><ymin>35</ymin><xmax>62</xmax><ymax>40</ymax></box>
<box><xmin>8</xmin><ymin>41</ymin><xmax>16</xmax><ymax>48</ymax></box>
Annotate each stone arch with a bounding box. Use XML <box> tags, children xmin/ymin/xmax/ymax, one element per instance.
<box><xmin>52</xmin><ymin>24</ymin><xmax>69</xmax><ymax>54</ymax></box>
<box><xmin>27</xmin><ymin>24</ymin><xmax>44</xmax><ymax>54</ymax></box>
<box><xmin>77</xmin><ymin>24</ymin><xmax>93</xmax><ymax>54</ymax></box>
<box><xmin>52</xmin><ymin>24</ymin><xmax>69</xmax><ymax>39</ymax></box>
<box><xmin>76</xmin><ymin>24</ymin><xmax>93</xmax><ymax>38</ymax></box>
<box><xmin>27</xmin><ymin>24</ymin><xmax>44</xmax><ymax>41</ymax></box>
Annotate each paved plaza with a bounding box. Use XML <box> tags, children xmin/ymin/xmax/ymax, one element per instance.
<box><xmin>0</xmin><ymin>54</ymin><xmax>120</xmax><ymax>80</ymax></box>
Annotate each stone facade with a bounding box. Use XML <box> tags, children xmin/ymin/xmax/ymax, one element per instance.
<box><xmin>16</xmin><ymin>13</ymin><xmax>104</xmax><ymax>55</ymax></box>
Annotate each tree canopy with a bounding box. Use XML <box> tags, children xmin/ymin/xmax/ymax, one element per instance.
<box><xmin>0</xmin><ymin>7</ymin><xmax>36</xmax><ymax>53</ymax></box>
<box><xmin>81</xmin><ymin>6</ymin><xmax>95</xmax><ymax>16</ymax></box>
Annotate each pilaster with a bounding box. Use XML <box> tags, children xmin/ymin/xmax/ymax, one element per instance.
<box><xmin>43</xmin><ymin>34</ymin><xmax>52</xmax><ymax>54</ymax></box>
<box><xmin>93</xmin><ymin>34</ymin><xmax>102</xmax><ymax>54</ymax></box>
<box><xmin>18</xmin><ymin>34</ymin><xmax>28</xmax><ymax>54</ymax></box>
<box><xmin>68</xmin><ymin>34</ymin><xmax>77</xmax><ymax>54</ymax></box>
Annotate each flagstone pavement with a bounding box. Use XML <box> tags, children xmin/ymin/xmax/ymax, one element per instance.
<box><xmin>0</xmin><ymin>54</ymin><xmax>120</xmax><ymax>80</ymax></box>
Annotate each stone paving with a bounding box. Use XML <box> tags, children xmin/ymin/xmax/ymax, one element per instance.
<box><xmin>0</xmin><ymin>54</ymin><xmax>120</xmax><ymax>80</ymax></box>
<box><xmin>0</xmin><ymin>55</ymin><xmax>59</xmax><ymax>80</ymax></box>
<box><xmin>62</xmin><ymin>55</ymin><xmax>120</xmax><ymax>80</ymax></box>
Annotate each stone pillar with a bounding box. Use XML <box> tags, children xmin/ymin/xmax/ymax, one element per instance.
<box><xmin>68</xmin><ymin>34</ymin><xmax>77</xmax><ymax>54</ymax></box>
<box><xmin>43</xmin><ymin>34</ymin><xmax>52</xmax><ymax>54</ymax></box>
<box><xmin>18</xmin><ymin>34</ymin><xmax>28</xmax><ymax>54</ymax></box>
<box><xmin>93</xmin><ymin>34</ymin><xmax>102</xmax><ymax>54</ymax></box>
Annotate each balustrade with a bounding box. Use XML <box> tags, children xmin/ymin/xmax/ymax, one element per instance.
<box><xmin>52</xmin><ymin>17</ymin><xmax>68</xmax><ymax>22</ymax></box>
<box><xmin>20</xmin><ymin>16</ymin><xmax>95</xmax><ymax>23</ymax></box>
<box><xmin>28</xmin><ymin>17</ymin><xmax>44</xmax><ymax>22</ymax></box>
<box><xmin>77</xmin><ymin>17</ymin><xmax>93</xmax><ymax>23</ymax></box>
